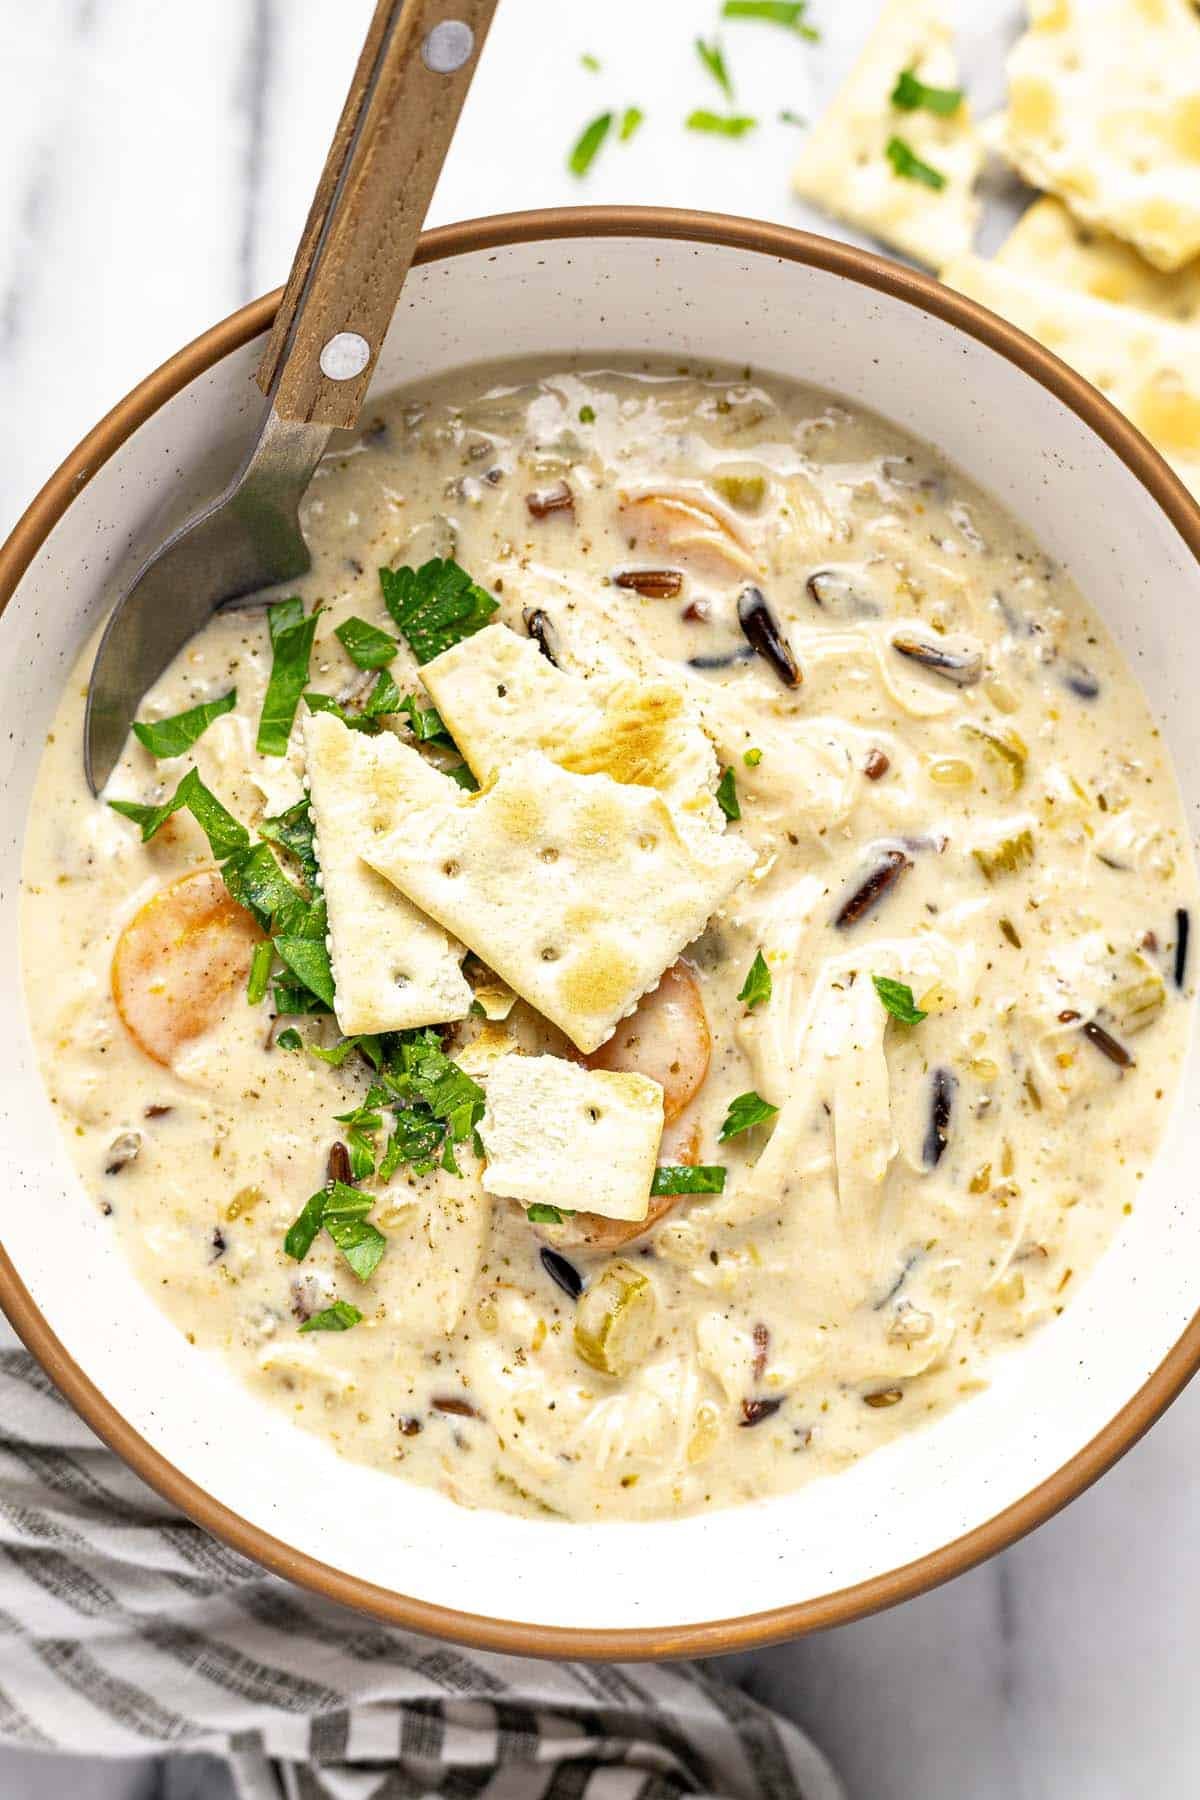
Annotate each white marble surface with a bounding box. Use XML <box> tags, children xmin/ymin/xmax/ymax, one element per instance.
<box><xmin>1</xmin><ymin>3</ymin><xmax>1198</xmax><ymax>1797</ymax></box>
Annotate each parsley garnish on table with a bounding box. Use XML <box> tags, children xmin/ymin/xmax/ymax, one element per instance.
<box><xmin>686</xmin><ymin>110</ymin><xmax>758</xmax><ymax>138</ymax></box>
<box><xmin>891</xmin><ymin>68</ymin><xmax>963</xmax><ymax>117</ymax></box>
<box><xmin>721</xmin><ymin>1</ymin><xmax>819</xmax><ymax>40</ymax></box>
<box><xmin>886</xmin><ymin>135</ymin><xmax>947</xmax><ymax>191</ymax></box>
<box><xmin>696</xmin><ymin>38</ymin><xmax>734</xmax><ymax>102</ymax></box>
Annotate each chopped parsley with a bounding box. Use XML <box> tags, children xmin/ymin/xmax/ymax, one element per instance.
<box><xmin>398</xmin><ymin>693</ymin><xmax>451</xmax><ymax>743</ymax></box>
<box><xmin>872</xmin><ymin>974</ymin><xmax>927</xmax><ymax>1024</ymax></box>
<box><xmin>696</xmin><ymin>37</ymin><xmax>733</xmax><ymax>101</ymax></box>
<box><xmin>719</xmin><ymin>1090</ymin><xmax>778</xmax><ymax>1141</ymax></box>
<box><xmin>275</xmin><ymin>1028</ymin><xmax>303</xmax><ymax>1051</ymax></box>
<box><xmin>886</xmin><ymin>135</ymin><xmax>947</xmax><ymax>190</ymax></box>
<box><xmin>111</xmin><ymin>768</ymin><xmax>333</xmax><ymax>1011</ymax></box>
<box><xmin>379</xmin><ymin>558</ymin><xmax>498</xmax><ymax>664</ymax></box>
<box><xmin>738</xmin><ymin>950</ymin><xmax>772</xmax><ymax>1010</ymax></box>
<box><xmin>257</xmin><ymin>598</ymin><xmax>318</xmax><ymax>756</ymax></box>
<box><xmin>446</xmin><ymin>761</ymin><xmax>480</xmax><ymax>792</ymax></box>
<box><xmin>526</xmin><ymin>1203</ymin><xmax>575</xmax><ymax>1224</ymax></box>
<box><xmin>309</xmin><ymin>1033</ymin><xmax>383</xmax><ymax>1070</ymax></box>
<box><xmin>891</xmin><ymin>67</ymin><xmax>963</xmax><ymax>117</ymax></box>
<box><xmin>578</xmin><ymin>404</ymin><xmax>597</xmax><ymax>424</ymax></box>
<box><xmin>259</xmin><ymin>796</ymin><xmax>318</xmax><ymax>887</ymax></box>
<box><xmin>286</xmin><ymin>1179</ymin><xmax>385</xmax><ymax>1282</ymax></box>
<box><xmin>722</xmin><ymin>1</ymin><xmax>818</xmax><ymax>40</ymax></box>
<box><xmin>778</xmin><ymin>109</ymin><xmax>807</xmax><ymax>126</ymax></box>
<box><xmin>334</xmin><ymin>615</ymin><xmax>398</xmax><ymax>669</ymax></box>
<box><xmin>306</xmin><ymin>1029</ymin><xmax>486</xmax><ymax>1187</ymax></box>
<box><xmin>686</xmin><ymin>110</ymin><xmax>758</xmax><ymax>137</ymax></box>
<box><xmin>110</xmin><ymin>765</ymin><xmax>249</xmax><ymax>857</ymax></box>
<box><xmin>581</xmin><ymin>51</ymin><xmax>601</xmax><ymax>72</ymax></box>
<box><xmin>619</xmin><ymin>106</ymin><xmax>644</xmax><ymax>143</ymax></box>
<box><xmin>246</xmin><ymin>939</ymin><xmax>274</xmax><ymax>1006</ymax></box>
<box><xmin>716</xmin><ymin>766</ymin><xmax>741</xmax><ymax>820</ymax></box>
<box><xmin>303</xmin><ymin>668</ymin><xmax>402</xmax><ymax>733</ymax></box>
<box><xmin>131</xmin><ymin>690</ymin><xmax>236</xmax><ymax>759</ymax></box>
<box><xmin>273</xmin><ymin>929</ymin><xmax>335</xmax><ymax>1010</ymax></box>
<box><xmin>299</xmin><ymin>1301</ymin><xmax>362</xmax><ymax>1334</ymax></box>
<box><xmin>651</xmin><ymin>1164</ymin><xmax>727</xmax><ymax>1196</ymax></box>
<box><xmin>568</xmin><ymin>111</ymin><xmax>613</xmax><ymax>178</ymax></box>
<box><xmin>743</xmin><ymin>746</ymin><xmax>763</xmax><ymax>766</ymax></box>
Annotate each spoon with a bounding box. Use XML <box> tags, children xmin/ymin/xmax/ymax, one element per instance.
<box><xmin>84</xmin><ymin>0</ymin><xmax>499</xmax><ymax>794</ymax></box>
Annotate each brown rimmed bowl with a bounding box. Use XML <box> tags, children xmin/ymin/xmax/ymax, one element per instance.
<box><xmin>2</xmin><ymin>208</ymin><xmax>1199</xmax><ymax>1659</ymax></box>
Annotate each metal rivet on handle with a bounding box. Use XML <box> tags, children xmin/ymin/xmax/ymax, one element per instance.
<box><xmin>422</xmin><ymin>19</ymin><xmax>474</xmax><ymax>72</ymax></box>
<box><xmin>319</xmin><ymin>332</ymin><xmax>371</xmax><ymax>381</ymax></box>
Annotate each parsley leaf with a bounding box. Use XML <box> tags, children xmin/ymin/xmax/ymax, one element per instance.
<box><xmin>886</xmin><ymin>135</ymin><xmax>947</xmax><ymax>190</ymax></box>
<box><xmin>257</xmin><ymin>599</ymin><xmax>318</xmax><ymax>756</ymax></box>
<box><xmin>620</xmin><ymin>106</ymin><xmax>644</xmax><ymax>143</ymax></box>
<box><xmin>324</xmin><ymin>1216</ymin><xmax>386</xmax><ymax>1281</ymax></box>
<box><xmin>581</xmin><ymin>51</ymin><xmax>601</xmax><ymax>72</ymax></box>
<box><xmin>260</xmin><ymin>796</ymin><xmax>318</xmax><ymax>888</ymax></box>
<box><xmin>132</xmin><ymin>690</ymin><xmax>236</xmax><ymax>758</ymax></box>
<box><xmin>109</xmin><ymin>766</ymin><xmax>250</xmax><ymax>857</ymax></box>
<box><xmin>779</xmin><ymin>109</ymin><xmax>807</xmax><ymax>126</ymax></box>
<box><xmin>309</xmin><ymin>1034</ymin><xmax>382</xmax><ymax>1070</ymax></box>
<box><xmin>738</xmin><ymin>950</ymin><xmax>772</xmax><ymax>1009</ymax></box>
<box><xmin>686</xmin><ymin>110</ymin><xmax>758</xmax><ymax>137</ymax></box>
<box><xmin>335</xmin><ymin>616</ymin><xmax>398</xmax><ymax>670</ymax></box>
<box><xmin>299</xmin><ymin>1300</ymin><xmax>362</xmax><ymax>1334</ymax></box>
<box><xmin>221</xmin><ymin>840</ymin><xmax>307</xmax><ymax>933</ymax></box>
<box><xmin>722</xmin><ymin>0</ymin><xmax>818</xmax><ymax>37</ymax></box>
<box><xmin>568</xmin><ymin>110</ymin><xmax>613</xmax><ymax>177</ymax></box>
<box><xmin>275</xmin><ymin>1028</ymin><xmax>303</xmax><ymax>1050</ymax></box>
<box><xmin>891</xmin><ymin>67</ymin><xmax>963</xmax><ymax>117</ymax></box>
<box><xmin>273</xmin><ymin>982</ymin><xmax>332</xmax><ymax>1016</ymax></box>
<box><xmin>651</xmin><ymin>1164</ymin><xmax>727</xmax><ymax>1196</ymax></box>
<box><xmin>399</xmin><ymin>694</ymin><xmax>452</xmax><ymax>743</ymax></box>
<box><xmin>872</xmin><ymin>974</ymin><xmax>927</xmax><ymax>1024</ymax></box>
<box><xmin>110</xmin><ymin>769</ymin><xmax>332</xmax><ymax>1008</ymax></box>
<box><xmin>719</xmin><ymin>1090</ymin><xmax>778</xmax><ymax>1141</ymax></box>
<box><xmin>696</xmin><ymin>37</ymin><xmax>733</xmax><ymax>100</ymax></box>
<box><xmin>284</xmin><ymin>1189</ymin><xmax>329</xmax><ymax>1262</ymax></box>
<box><xmin>743</xmin><ymin>746</ymin><xmax>763</xmax><ymax>767</ymax></box>
<box><xmin>526</xmin><ymin>1203</ymin><xmax>575</xmax><ymax>1224</ymax></box>
<box><xmin>381</xmin><ymin>1029</ymin><xmax>486</xmax><ymax>1177</ymax></box>
<box><xmin>246</xmin><ymin>939</ymin><xmax>274</xmax><ymax>1006</ymax></box>
<box><xmin>304</xmin><ymin>669</ymin><xmax>400</xmax><ymax>734</ymax></box>
<box><xmin>286</xmin><ymin>1179</ymin><xmax>386</xmax><ymax>1282</ymax></box>
<box><xmin>274</xmin><ymin>934</ymin><xmax>335</xmax><ymax>1011</ymax></box>
<box><xmin>716</xmin><ymin>766</ymin><xmax>741</xmax><ymax>820</ymax></box>
<box><xmin>578</xmin><ymin>404</ymin><xmax>597</xmax><ymax>424</ymax></box>
<box><xmin>379</xmin><ymin>559</ymin><xmax>498</xmax><ymax>665</ymax></box>
<box><xmin>446</xmin><ymin>762</ymin><xmax>480</xmax><ymax>792</ymax></box>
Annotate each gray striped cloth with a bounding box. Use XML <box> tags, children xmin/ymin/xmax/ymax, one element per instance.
<box><xmin>0</xmin><ymin>1324</ymin><xmax>842</xmax><ymax>1800</ymax></box>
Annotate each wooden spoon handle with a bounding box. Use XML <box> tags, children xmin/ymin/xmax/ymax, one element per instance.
<box><xmin>256</xmin><ymin>0</ymin><xmax>498</xmax><ymax>430</ymax></box>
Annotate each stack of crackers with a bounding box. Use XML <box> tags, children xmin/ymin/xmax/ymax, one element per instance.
<box><xmin>792</xmin><ymin>0</ymin><xmax>1200</xmax><ymax>503</ymax></box>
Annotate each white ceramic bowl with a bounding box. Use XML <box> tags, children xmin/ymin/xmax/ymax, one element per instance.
<box><xmin>2</xmin><ymin>209</ymin><xmax>1199</xmax><ymax>1658</ymax></box>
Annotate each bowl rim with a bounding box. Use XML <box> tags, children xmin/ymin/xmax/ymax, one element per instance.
<box><xmin>2</xmin><ymin>204</ymin><xmax>1199</xmax><ymax>1660</ymax></box>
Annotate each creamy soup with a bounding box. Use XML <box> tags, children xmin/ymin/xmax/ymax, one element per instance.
<box><xmin>21</xmin><ymin>361</ymin><xmax>1195</xmax><ymax>1521</ymax></box>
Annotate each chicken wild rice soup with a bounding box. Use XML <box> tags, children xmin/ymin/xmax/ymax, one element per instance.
<box><xmin>21</xmin><ymin>360</ymin><xmax>1195</xmax><ymax>1521</ymax></box>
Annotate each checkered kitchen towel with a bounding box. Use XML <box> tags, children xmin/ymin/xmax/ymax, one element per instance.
<box><xmin>0</xmin><ymin>1326</ymin><xmax>842</xmax><ymax>1800</ymax></box>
